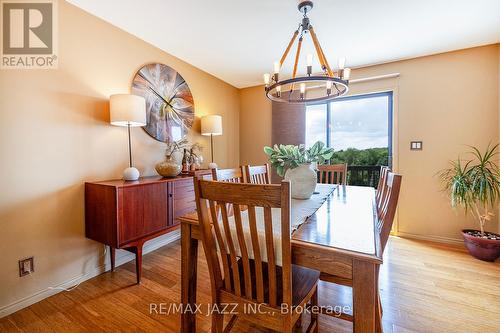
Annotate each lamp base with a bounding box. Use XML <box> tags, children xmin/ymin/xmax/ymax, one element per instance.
<box><xmin>123</xmin><ymin>167</ymin><xmax>140</xmax><ymax>181</ymax></box>
<box><xmin>208</xmin><ymin>162</ymin><xmax>218</xmax><ymax>169</ymax></box>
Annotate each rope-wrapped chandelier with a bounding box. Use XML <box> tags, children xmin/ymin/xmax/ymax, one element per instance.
<box><xmin>264</xmin><ymin>0</ymin><xmax>350</xmax><ymax>103</ymax></box>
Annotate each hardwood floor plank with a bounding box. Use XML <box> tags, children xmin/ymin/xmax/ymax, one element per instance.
<box><xmin>1</xmin><ymin>237</ymin><xmax>499</xmax><ymax>332</ymax></box>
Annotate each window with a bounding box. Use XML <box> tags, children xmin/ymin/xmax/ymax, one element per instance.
<box><xmin>306</xmin><ymin>91</ymin><xmax>393</xmax><ymax>168</ymax></box>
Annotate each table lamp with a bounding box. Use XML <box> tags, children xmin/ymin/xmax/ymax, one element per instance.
<box><xmin>110</xmin><ymin>94</ymin><xmax>146</xmax><ymax>180</ymax></box>
<box><xmin>201</xmin><ymin>115</ymin><xmax>223</xmax><ymax>169</ymax></box>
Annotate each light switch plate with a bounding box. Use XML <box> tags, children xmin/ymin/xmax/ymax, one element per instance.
<box><xmin>410</xmin><ymin>141</ymin><xmax>423</xmax><ymax>150</ymax></box>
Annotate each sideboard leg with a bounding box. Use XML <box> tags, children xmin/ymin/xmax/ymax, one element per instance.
<box><xmin>110</xmin><ymin>246</ymin><xmax>116</xmax><ymax>272</ymax></box>
<box><xmin>135</xmin><ymin>245</ymin><xmax>143</xmax><ymax>284</ymax></box>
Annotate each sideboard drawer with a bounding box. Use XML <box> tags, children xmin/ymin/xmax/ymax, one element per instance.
<box><xmin>119</xmin><ymin>182</ymin><xmax>169</xmax><ymax>245</ymax></box>
<box><xmin>173</xmin><ymin>178</ymin><xmax>196</xmax><ymax>222</ymax></box>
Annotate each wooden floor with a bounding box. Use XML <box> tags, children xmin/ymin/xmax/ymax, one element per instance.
<box><xmin>1</xmin><ymin>237</ymin><xmax>499</xmax><ymax>332</ymax></box>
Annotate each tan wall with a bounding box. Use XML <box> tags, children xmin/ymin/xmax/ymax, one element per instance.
<box><xmin>0</xmin><ymin>1</ymin><xmax>239</xmax><ymax>314</ymax></box>
<box><xmin>239</xmin><ymin>86</ymin><xmax>272</xmax><ymax>165</ymax></box>
<box><xmin>240</xmin><ymin>44</ymin><xmax>500</xmax><ymax>242</ymax></box>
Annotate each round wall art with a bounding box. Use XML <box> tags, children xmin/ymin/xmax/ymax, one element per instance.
<box><xmin>131</xmin><ymin>63</ymin><xmax>194</xmax><ymax>143</ymax></box>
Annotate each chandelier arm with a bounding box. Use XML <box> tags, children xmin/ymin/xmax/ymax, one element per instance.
<box><xmin>290</xmin><ymin>36</ymin><xmax>303</xmax><ymax>94</ymax></box>
<box><xmin>308</xmin><ymin>26</ymin><xmax>328</xmax><ymax>73</ymax></box>
<box><xmin>309</xmin><ymin>27</ymin><xmax>333</xmax><ymax>77</ymax></box>
<box><xmin>318</xmin><ymin>40</ymin><xmax>334</xmax><ymax>77</ymax></box>
<box><xmin>279</xmin><ymin>30</ymin><xmax>299</xmax><ymax>67</ymax></box>
<box><xmin>292</xmin><ymin>37</ymin><xmax>303</xmax><ymax>79</ymax></box>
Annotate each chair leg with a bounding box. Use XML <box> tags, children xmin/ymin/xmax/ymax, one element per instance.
<box><xmin>223</xmin><ymin>315</ymin><xmax>238</xmax><ymax>333</ymax></box>
<box><xmin>311</xmin><ymin>287</ymin><xmax>319</xmax><ymax>333</ymax></box>
<box><xmin>293</xmin><ymin>313</ymin><xmax>303</xmax><ymax>333</ymax></box>
<box><xmin>211</xmin><ymin>312</ymin><xmax>224</xmax><ymax>333</ymax></box>
<box><xmin>109</xmin><ymin>246</ymin><xmax>115</xmax><ymax>272</ymax></box>
<box><xmin>375</xmin><ymin>290</ymin><xmax>383</xmax><ymax>333</ymax></box>
<box><xmin>283</xmin><ymin>320</ymin><xmax>294</xmax><ymax>333</ymax></box>
<box><xmin>378</xmin><ymin>292</ymin><xmax>383</xmax><ymax>316</ymax></box>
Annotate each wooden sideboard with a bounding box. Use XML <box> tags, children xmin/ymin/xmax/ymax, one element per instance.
<box><xmin>85</xmin><ymin>174</ymin><xmax>206</xmax><ymax>283</ymax></box>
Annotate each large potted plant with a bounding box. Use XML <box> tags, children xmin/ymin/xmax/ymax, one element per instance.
<box><xmin>264</xmin><ymin>141</ymin><xmax>334</xmax><ymax>199</ymax></box>
<box><xmin>439</xmin><ymin>144</ymin><xmax>500</xmax><ymax>261</ymax></box>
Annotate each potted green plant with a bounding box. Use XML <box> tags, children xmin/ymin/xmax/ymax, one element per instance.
<box><xmin>439</xmin><ymin>144</ymin><xmax>500</xmax><ymax>261</ymax></box>
<box><xmin>264</xmin><ymin>141</ymin><xmax>334</xmax><ymax>199</ymax></box>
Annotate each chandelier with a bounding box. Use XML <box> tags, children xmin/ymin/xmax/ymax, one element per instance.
<box><xmin>264</xmin><ymin>0</ymin><xmax>350</xmax><ymax>103</ymax></box>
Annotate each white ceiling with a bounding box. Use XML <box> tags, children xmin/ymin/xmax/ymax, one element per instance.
<box><xmin>67</xmin><ymin>0</ymin><xmax>500</xmax><ymax>88</ymax></box>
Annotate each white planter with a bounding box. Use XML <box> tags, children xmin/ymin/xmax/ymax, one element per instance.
<box><xmin>284</xmin><ymin>163</ymin><xmax>317</xmax><ymax>199</ymax></box>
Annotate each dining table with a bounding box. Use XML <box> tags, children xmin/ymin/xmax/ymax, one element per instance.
<box><xmin>179</xmin><ymin>184</ymin><xmax>383</xmax><ymax>333</ymax></box>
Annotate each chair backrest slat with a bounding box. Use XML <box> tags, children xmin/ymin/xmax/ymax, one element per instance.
<box><xmin>317</xmin><ymin>163</ymin><xmax>347</xmax><ymax>185</ymax></box>
<box><xmin>220</xmin><ymin>203</ymin><xmax>242</xmax><ymax>296</ymax></box>
<box><xmin>245</xmin><ymin>164</ymin><xmax>271</xmax><ymax>184</ymax></box>
<box><xmin>263</xmin><ymin>206</ymin><xmax>277</xmax><ymax>306</ymax></box>
<box><xmin>376</xmin><ymin>166</ymin><xmax>390</xmax><ymax>211</ymax></box>
<box><xmin>212</xmin><ymin>167</ymin><xmax>245</xmax><ymax>183</ymax></box>
<box><xmin>248</xmin><ymin>205</ymin><xmax>265</xmax><ymax>302</ymax></box>
<box><xmin>233</xmin><ymin>204</ymin><xmax>253</xmax><ymax>298</ymax></box>
<box><xmin>209</xmin><ymin>200</ymin><xmax>232</xmax><ymax>291</ymax></box>
<box><xmin>376</xmin><ymin>171</ymin><xmax>402</xmax><ymax>252</ymax></box>
<box><xmin>194</xmin><ymin>177</ymin><xmax>292</xmax><ymax>309</ymax></box>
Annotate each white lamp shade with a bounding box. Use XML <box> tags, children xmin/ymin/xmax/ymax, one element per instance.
<box><xmin>201</xmin><ymin>115</ymin><xmax>223</xmax><ymax>136</ymax></box>
<box><xmin>110</xmin><ymin>94</ymin><xmax>146</xmax><ymax>127</ymax></box>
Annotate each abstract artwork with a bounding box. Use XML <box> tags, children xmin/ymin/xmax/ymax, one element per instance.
<box><xmin>132</xmin><ymin>63</ymin><xmax>194</xmax><ymax>143</ymax></box>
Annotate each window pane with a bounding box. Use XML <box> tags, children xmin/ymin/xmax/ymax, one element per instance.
<box><xmin>330</xmin><ymin>95</ymin><xmax>389</xmax><ymax>151</ymax></box>
<box><xmin>305</xmin><ymin>104</ymin><xmax>327</xmax><ymax>147</ymax></box>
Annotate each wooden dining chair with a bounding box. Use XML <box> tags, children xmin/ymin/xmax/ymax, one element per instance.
<box><xmin>317</xmin><ymin>163</ymin><xmax>348</xmax><ymax>185</ymax></box>
<box><xmin>212</xmin><ymin>167</ymin><xmax>245</xmax><ymax>183</ymax></box>
<box><xmin>377</xmin><ymin>172</ymin><xmax>402</xmax><ymax>251</ymax></box>
<box><xmin>318</xmin><ymin>172</ymin><xmax>402</xmax><ymax>333</ymax></box>
<box><xmin>375</xmin><ymin>166</ymin><xmax>390</xmax><ymax>213</ymax></box>
<box><xmin>193</xmin><ymin>179</ymin><xmax>320</xmax><ymax>333</ymax></box>
<box><xmin>244</xmin><ymin>164</ymin><xmax>271</xmax><ymax>184</ymax></box>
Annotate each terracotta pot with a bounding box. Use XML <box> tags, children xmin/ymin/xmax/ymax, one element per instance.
<box><xmin>461</xmin><ymin>229</ymin><xmax>500</xmax><ymax>262</ymax></box>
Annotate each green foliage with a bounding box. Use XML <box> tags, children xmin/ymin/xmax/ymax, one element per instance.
<box><xmin>438</xmin><ymin>143</ymin><xmax>500</xmax><ymax>234</ymax></box>
<box><xmin>330</xmin><ymin>147</ymin><xmax>389</xmax><ymax>166</ymax></box>
<box><xmin>264</xmin><ymin>141</ymin><xmax>334</xmax><ymax>177</ymax></box>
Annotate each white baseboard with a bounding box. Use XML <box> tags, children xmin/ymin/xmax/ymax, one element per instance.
<box><xmin>0</xmin><ymin>230</ymin><xmax>180</xmax><ymax>318</ymax></box>
<box><xmin>396</xmin><ymin>231</ymin><xmax>464</xmax><ymax>245</ymax></box>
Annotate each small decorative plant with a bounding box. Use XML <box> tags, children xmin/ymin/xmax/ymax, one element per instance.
<box><xmin>165</xmin><ymin>139</ymin><xmax>202</xmax><ymax>160</ymax></box>
<box><xmin>439</xmin><ymin>144</ymin><xmax>500</xmax><ymax>237</ymax></box>
<box><xmin>264</xmin><ymin>141</ymin><xmax>334</xmax><ymax>177</ymax></box>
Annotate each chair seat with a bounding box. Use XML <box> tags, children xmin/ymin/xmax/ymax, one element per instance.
<box><xmin>225</xmin><ymin>259</ymin><xmax>320</xmax><ymax>307</ymax></box>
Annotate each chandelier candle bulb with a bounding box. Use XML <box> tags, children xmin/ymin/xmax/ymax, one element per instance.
<box><xmin>300</xmin><ymin>83</ymin><xmax>306</xmax><ymax>99</ymax></box>
<box><xmin>276</xmin><ymin>85</ymin><xmax>282</xmax><ymax>97</ymax></box>
<box><xmin>306</xmin><ymin>54</ymin><xmax>313</xmax><ymax>75</ymax></box>
<box><xmin>338</xmin><ymin>57</ymin><xmax>346</xmax><ymax>78</ymax></box>
<box><xmin>326</xmin><ymin>80</ymin><xmax>332</xmax><ymax>95</ymax></box>
<box><xmin>274</xmin><ymin>61</ymin><xmax>280</xmax><ymax>73</ymax></box>
<box><xmin>263</xmin><ymin>73</ymin><xmax>271</xmax><ymax>86</ymax></box>
<box><xmin>273</xmin><ymin>61</ymin><xmax>280</xmax><ymax>82</ymax></box>
<box><xmin>306</xmin><ymin>54</ymin><xmax>313</xmax><ymax>66</ymax></box>
<box><xmin>338</xmin><ymin>57</ymin><xmax>346</xmax><ymax>70</ymax></box>
<box><xmin>343</xmin><ymin>68</ymin><xmax>351</xmax><ymax>80</ymax></box>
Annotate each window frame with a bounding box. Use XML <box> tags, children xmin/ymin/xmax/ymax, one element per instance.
<box><xmin>306</xmin><ymin>91</ymin><xmax>394</xmax><ymax>166</ymax></box>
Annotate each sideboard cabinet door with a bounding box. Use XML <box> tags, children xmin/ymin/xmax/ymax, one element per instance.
<box><xmin>119</xmin><ymin>183</ymin><xmax>169</xmax><ymax>245</ymax></box>
<box><xmin>173</xmin><ymin>178</ymin><xmax>196</xmax><ymax>225</ymax></box>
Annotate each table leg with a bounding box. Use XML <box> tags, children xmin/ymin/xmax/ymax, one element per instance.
<box><xmin>135</xmin><ymin>244</ymin><xmax>143</xmax><ymax>284</ymax></box>
<box><xmin>181</xmin><ymin>223</ymin><xmax>198</xmax><ymax>333</ymax></box>
<box><xmin>110</xmin><ymin>246</ymin><xmax>115</xmax><ymax>272</ymax></box>
<box><xmin>353</xmin><ymin>260</ymin><xmax>377</xmax><ymax>333</ymax></box>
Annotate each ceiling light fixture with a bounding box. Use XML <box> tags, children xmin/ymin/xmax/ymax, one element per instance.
<box><xmin>264</xmin><ymin>0</ymin><xmax>350</xmax><ymax>103</ymax></box>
